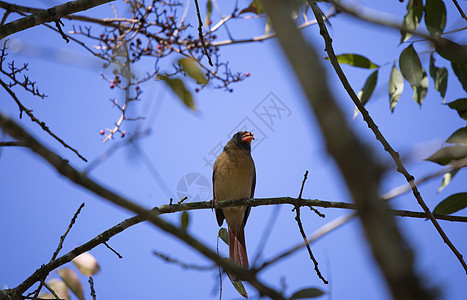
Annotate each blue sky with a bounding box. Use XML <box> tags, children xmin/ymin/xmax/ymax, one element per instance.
<box><xmin>1</xmin><ymin>0</ymin><xmax>467</xmax><ymax>299</ymax></box>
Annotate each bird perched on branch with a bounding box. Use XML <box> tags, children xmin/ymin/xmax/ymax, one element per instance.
<box><xmin>213</xmin><ymin>131</ymin><xmax>256</xmax><ymax>281</ymax></box>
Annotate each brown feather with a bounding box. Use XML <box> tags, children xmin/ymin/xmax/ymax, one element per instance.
<box><xmin>213</xmin><ymin>131</ymin><xmax>256</xmax><ymax>278</ymax></box>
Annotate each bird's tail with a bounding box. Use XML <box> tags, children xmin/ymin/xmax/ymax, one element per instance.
<box><xmin>229</xmin><ymin>226</ymin><xmax>249</xmax><ymax>281</ymax></box>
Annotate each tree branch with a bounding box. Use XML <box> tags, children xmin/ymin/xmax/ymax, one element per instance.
<box><xmin>309</xmin><ymin>0</ymin><xmax>467</xmax><ymax>276</ymax></box>
<box><xmin>0</xmin><ymin>0</ymin><xmax>115</xmax><ymax>40</ymax></box>
<box><xmin>0</xmin><ymin>79</ymin><xmax>87</xmax><ymax>161</ymax></box>
<box><xmin>0</xmin><ymin>111</ymin><xmax>284</xmax><ymax>300</ymax></box>
<box><xmin>0</xmin><ymin>140</ymin><xmax>26</xmax><ymax>147</ymax></box>
<box><xmin>262</xmin><ymin>0</ymin><xmax>433</xmax><ymax>298</ymax></box>
<box><xmin>451</xmin><ymin>0</ymin><xmax>467</xmax><ymax>22</ymax></box>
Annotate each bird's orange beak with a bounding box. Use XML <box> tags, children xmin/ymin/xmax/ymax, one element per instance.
<box><xmin>241</xmin><ymin>132</ymin><xmax>254</xmax><ymax>144</ymax></box>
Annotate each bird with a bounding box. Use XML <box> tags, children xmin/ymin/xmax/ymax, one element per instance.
<box><xmin>212</xmin><ymin>131</ymin><xmax>256</xmax><ymax>280</ymax></box>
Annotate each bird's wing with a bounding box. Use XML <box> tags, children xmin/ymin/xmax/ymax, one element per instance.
<box><xmin>243</xmin><ymin>160</ymin><xmax>256</xmax><ymax>227</ymax></box>
<box><xmin>213</xmin><ymin>157</ymin><xmax>225</xmax><ymax>226</ymax></box>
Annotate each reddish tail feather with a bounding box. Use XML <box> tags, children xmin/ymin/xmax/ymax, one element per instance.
<box><xmin>229</xmin><ymin>226</ymin><xmax>249</xmax><ymax>271</ymax></box>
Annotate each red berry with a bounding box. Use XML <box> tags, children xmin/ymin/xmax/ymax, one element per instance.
<box><xmin>245</xmin><ymin>72</ymin><xmax>251</xmax><ymax>77</ymax></box>
<box><xmin>110</xmin><ymin>83</ymin><xmax>115</xmax><ymax>89</ymax></box>
<box><xmin>157</xmin><ymin>44</ymin><xmax>163</xmax><ymax>49</ymax></box>
<box><xmin>207</xmin><ymin>20</ymin><xmax>212</xmax><ymax>26</ymax></box>
<box><xmin>212</xmin><ymin>35</ymin><xmax>217</xmax><ymax>39</ymax></box>
<box><xmin>100</xmin><ymin>33</ymin><xmax>104</xmax><ymax>38</ymax></box>
<box><xmin>195</xmin><ymin>88</ymin><xmax>200</xmax><ymax>93</ymax></box>
<box><xmin>100</xmin><ymin>130</ymin><xmax>105</xmax><ymax>135</ymax></box>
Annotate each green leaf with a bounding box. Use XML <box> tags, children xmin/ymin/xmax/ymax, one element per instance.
<box><xmin>160</xmin><ymin>75</ymin><xmax>196</xmax><ymax>111</ymax></box>
<box><xmin>424</xmin><ymin>0</ymin><xmax>446</xmax><ymax>36</ymax></box>
<box><xmin>181</xmin><ymin>211</ymin><xmax>189</xmax><ymax>231</ymax></box>
<box><xmin>218</xmin><ymin>227</ymin><xmax>229</xmax><ymax>245</ymax></box>
<box><xmin>389</xmin><ymin>64</ymin><xmax>404</xmax><ymax>112</ymax></box>
<box><xmin>446</xmin><ymin>127</ymin><xmax>467</xmax><ymax>144</ymax></box>
<box><xmin>451</xmin><ymin>62</ymin><xmax>467</xmax><ymax>92</ymax></box>
<box><xmin>446</xmin><ymin>98</ymin><xmax>467</xmax><ymax>120</ymax></box>
<box><xmin>225</xmin><ymin>267</ymin><xmax>248</xmax><ymax>298</ymax></box>
<box><xmin>354</xmin><ymin>70</ymin><xmax>378</xmax><ymax>118</ymax></box>
<box><xmin>205</xmin><ymin>0</ymin><xmax>212</xmax><ymax>25</ymax></box>
<box><xmin>435</xmin><ymin>39</ymin><xmax>467</xmax><ymax>64</ymax></box>
<box><xmin>438</xmin><ymin>168</ymin><xmax>460</xmax><ymax>193</ymax></box>
<box><xmin>334</xmin><ymin>54</ymin><xmax>379</xmax><ymax>69</ymax></box>
<box><xmin>426</xmin><ymin>145</ymin><xmax>467</xmax><ymax>165</ymax></box>
<box><xmin>399</xmin><ymin>44</ymin><xmax>428</xmax><ymax>105</ymax></box>
<box><xmin>240</xmin><ymin>0</ymin><xmax>264</xmax><ymax>15</ymax></box>
<box><xmin>413</xmin><ymin>68</ymin><xmax>428</xmax><ymax>105</ymax></box>
<box><xmin>400</xmin><ymin>0</ymin><xmax>424</xmax><ymax>43</ymax></box>
<box><xmin>429</xmin><ymin>54</ymin><xmax>448</xmax><ymax>101</ymax></box>
<box><xmin>291</xmin><ymin>287</ymin><xmax>325</xmax><ymax>299</ymax></box>
<box><xmin>434</xmin><ymin>193</ymin><xmax>467</xmax><ymax>214</ymax></box>
<box><xmin>178</xmin><ymin>58</ymin><xmax>208</xmax><ymax>85</ymax></box>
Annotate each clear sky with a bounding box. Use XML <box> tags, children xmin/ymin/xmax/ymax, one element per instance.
<box><xmin>1</xmin><ymin>0</ymin><xmax>467</xmax><ymax>299</ymax></box>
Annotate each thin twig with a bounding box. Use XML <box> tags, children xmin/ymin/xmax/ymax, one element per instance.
<box><xmin>309</xmin><ymin>0</ymin><xmax>467</xmax><ymax>275</ymax></box>
<box><xmin>298</xmin><ymin>170</ymin><xmax>308</xmax><ymax>199</ymax></box>
<box><xmin>0</xmin><ymin>79</ymin><xmax>87</xmax><ymax>162</ymax></box>
<box><xmin>193</xmin><ymin>0</ymin><xmax>213</xmax><ymax>66</ymax></box>
<box><xmin>298</xmin><ymin>170</ymin><xmax>325</xmax><ymax>218</ymax></box>
<box><xmin>258</xmin><ymin>213</ymin><xmax>355</xmax><ymax>272</ymax></box>
<box><xmin>51</xmin><ymin>203</ymin><xmax>86</xmax><ymax>261</ymax></box>
<box><xmin>153</xmin><ymin>251</ymin><xmax>215</xmax><ymax>270</ymax></box>
<box><xmin>294</xmin><ymin>204</ymin><xmax>328</xmax><ymax>284</ymax></box>
<box><xmin>178</xmin><ymin>196</ymin><xmax>188</xmax><ymax>204</ymax></box>
<box><xmin>210</xmin><ymin>6</ymin><xmax>336</xmax><ymax>48</ymax></box>
<box><xmin>33</xmin><ymin>202</ymin><xmax>85</xmax><ymax>299</ymax></box>
<box><xmin>294</xmin><ymin>170</ymin><xmax>327</xmax><ymax>284</ymax></box>
<box><xmin>103</xmin><ymin>241</ymin><xmax>122</xmax><ymax>259</ymax></box>
<box><xmin>0</xmin><ymin>0</ymin><xmax>115</xmax><ymax>39</ymax></box>
<box><xmin>88</xmin><ymin>277</ymin><xmax>96</xmax><ymax>300</ymax></box>
<box><xmin>54</xmin><ymin>19</ymin><xmax>69</xmax><ymax>43</ymax></box>
<box><xmin>452</xmin><ymin>0</ymin><xmax>467</xmax><ymax>21</ymax></box>
<box><xmin>40</xmin><ymin>280</ymin><xmax>61</xmax><ymax>300</ymax></box>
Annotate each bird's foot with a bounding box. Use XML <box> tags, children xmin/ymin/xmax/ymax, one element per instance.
<box><xmin>210</xmin><ymin>199</ymin><xmax>216</xmax><ymax>211</ymax></box>
<box><xmin>240</xmin><ymin>197</ymin><xmax>249</xmax><ymax>206</ymax></box>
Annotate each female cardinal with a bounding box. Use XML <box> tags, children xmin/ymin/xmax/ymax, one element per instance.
<box><xmin>213</xmin><ymin>131</ymin><xmax>256</xmax><ymax>280</ymax></box>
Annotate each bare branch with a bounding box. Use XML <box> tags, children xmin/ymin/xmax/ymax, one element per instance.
<box><xmin>88</xmin><ymin>277</ymin><xmax>96</xmax><ymax>300</ymax></box>
<box><xmin>293</xmin><ymin>203</ymin><xmax>328</xmax><ymax>284</ymax></box>
<box><xmin>0</xmin><ymin>0</ymin><xmax>115</xmax><ymax>39</ymax></box>
<box><xmin>0</xmin><ymin>140</ymin><xmax>26</xmax><ymax>147</ymax></box>
<box><xmin>0</xmin><ymin>79</ymin><xmax>87</xmax><ymax>161</ymax></box>
<box><xmin>103</xmin><ymin>241</ymin><xmax>123</xmax><ymax>259</ymax></box>
<box><xmin>153</xmin><ymin>251</ymin><xmax>216</xmax><ymax>271</ymax></box>
<box><xmin>451</xmin><ymin>0</ymin><xmax>467</xmax><ymax>22</ymax></box>
<box><xmin>193</xmin><ymin>0</ymin><xmax>213</xmax><ymax>66</ymax></box>
<box><xmin>31</xmin><ymin>202</ymin><xmax>85</xmax><ymax>299</ymax></box>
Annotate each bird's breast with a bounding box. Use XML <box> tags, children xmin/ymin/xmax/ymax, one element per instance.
<box><xmin>214</xmin><ymin>151</ymin><xmax>254</xmax><ymax>202</ymax></box>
